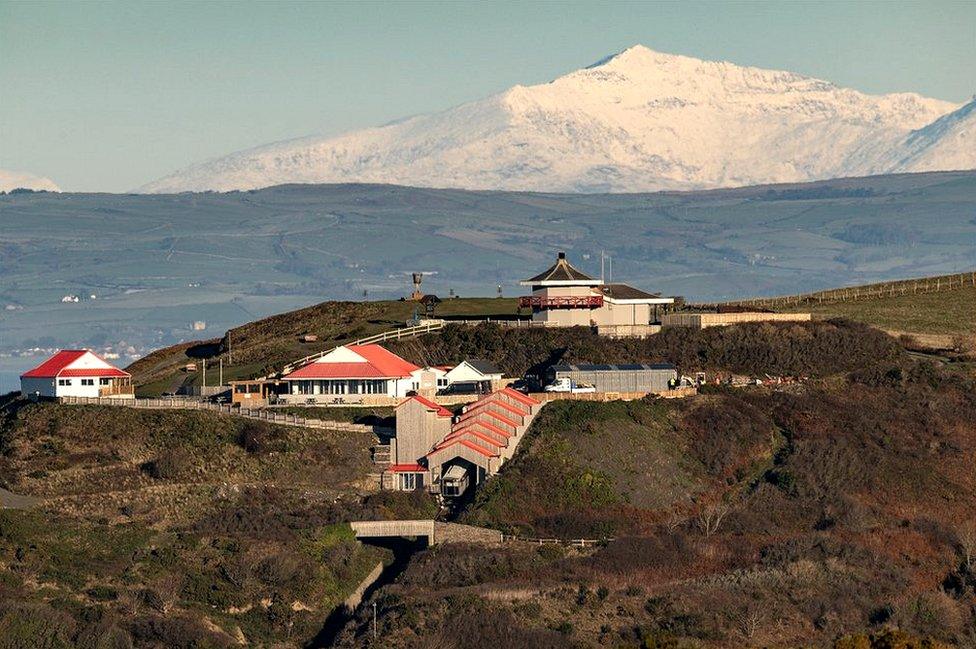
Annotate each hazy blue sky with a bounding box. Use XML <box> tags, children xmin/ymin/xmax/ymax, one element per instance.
<box><xmin>2</xmin><ymin>0</ymin><xmax>974</xmax><ymax>192</ymax></box>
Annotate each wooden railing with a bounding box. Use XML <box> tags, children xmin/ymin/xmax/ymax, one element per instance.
<box><xmin>694</xmin><ymin>270</ymin><xmax>976</xmax><ymax>310</ymax></box>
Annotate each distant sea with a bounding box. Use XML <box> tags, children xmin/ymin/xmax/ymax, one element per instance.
<box><xmin>0</xmin><ymin>358</ymin><xmax>31</xmax><ymax>394</ymax></box>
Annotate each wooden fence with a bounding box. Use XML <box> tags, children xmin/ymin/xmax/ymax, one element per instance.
<box><xmin>696</xmin><ymin>270</ymin><xmax>976</xmax><ymax>310</ymax></box>
<box><xmin>56</xmin><ymin>396</ymin><xmax>388</xmax><ymax>434</ymax></box>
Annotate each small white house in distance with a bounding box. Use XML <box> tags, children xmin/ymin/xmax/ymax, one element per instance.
<box><xmin>20</xmin><ymin>349</ymin><xmax>134</xmax><ymax>399</ymax></box>
<box><xmin>442</xmin><ymin>359</ymin><xmax>505</xmax><ymax>393</ymax></box>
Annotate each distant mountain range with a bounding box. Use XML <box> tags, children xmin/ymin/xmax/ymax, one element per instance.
<box><xmin>140</xmin><ymin>45</ymin><xmax>975</xmax><ymax>194</ymax></box>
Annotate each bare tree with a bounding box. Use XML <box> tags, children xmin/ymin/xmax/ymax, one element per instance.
<box><xmin>959</xmin><ymin>520</ymin><xmax>976</xmax><ymax>571</ymax></box>
<box><xmin>733</xmin><ymin>606</ymin><xmax>764</xmax><ymax>639</ymax></box>
<box><xmin>696</xmin><ymin>502</ymin><xmax>729</xmax><ymax>538</ymax></box>
<box><xmin>666</xmin><ymin>510</ymin><xmax>685</xmax><ymax>533</ymax></box>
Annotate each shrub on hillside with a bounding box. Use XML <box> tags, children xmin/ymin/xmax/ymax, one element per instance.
<box><xmin>140</xmin><ymin>448</ymin><xmax>192</xmax><ymax>480</ymax></box>
<box><xmin>677</xmin><ymin>395</ymin><xmax>774</xmax><ymax>477</ymax></box>
<box><xmin>237</xmin><ymin>420</ymin><xmax>288</xmax><ymax>454</ymax></box>
<box><xmin>390</xmin><ymin>318</ymin><xmax>902</xmax><ymax>379</ymax></box>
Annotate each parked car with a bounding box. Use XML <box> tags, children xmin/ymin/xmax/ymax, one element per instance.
<box><xmin>543</xmin><ymin>378</ymin><xmax>596</xmax><ymax>394</ymax></box>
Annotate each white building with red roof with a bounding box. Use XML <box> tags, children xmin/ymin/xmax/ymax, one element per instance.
<box><xmin>20</xmin><ymin>349</ymin><xmax>133</xmax><ymax>399</ymax></box>
<box><xmin>279</xmin><ymin>343</ymin><xmax>422</xmax><ymax>404</ymax></box>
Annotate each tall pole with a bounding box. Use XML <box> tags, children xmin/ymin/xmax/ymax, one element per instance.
<box><xmin>219</xmin><ymin>358</ymin><xmax>223</xmax><ymax>386</ymax></box>
<box><xmin>202</xmin><ymin>358</ymin><xmax>206</xmax><ymax>391</ymax></box>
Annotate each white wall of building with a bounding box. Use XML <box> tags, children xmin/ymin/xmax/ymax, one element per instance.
<box><xmin>20</xmin><ymin>375</ymin><xmax>113</xmax><ymax>398</ymax></box>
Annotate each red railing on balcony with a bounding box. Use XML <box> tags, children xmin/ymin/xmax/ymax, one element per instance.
<box><xmin>518</xmin><ymin>295</ymin><xmax>604</xmax><ymax>309</ymax></box>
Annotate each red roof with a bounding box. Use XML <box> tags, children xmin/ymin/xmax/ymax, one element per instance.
<box><xmin>21</xmin><ymin>350</ymin><xmax>129</xmax><ymax>379</ymax></box>
<box><xmin>452</xmin><ymin>419</ymin><xmax>512</xmax><ymax>439</ymax></box>
<box><xmin>348</xmin><ymin>344</ymin><xmax>420</xmax><ymax>377</ymax></box>
<box><xmin>283</xmin><ymin>344</ymin><xmax>420</xmax><ymax>380</ymax></box>
<box><xmin>502</xmin><ymin>387</ymin><xmax>539</xmax><ymax>406</ymax></box>
<box><xmin>284</xmin><ymin>362</ymin><xmax>390</xmax><ymax>379</ymax></box>
<box><xmin>460</xmin><ymin>398</ymin><xmax>527</xmax><ymax>421</ymax></box>
<box><xmin>427</xmin><ymin>438</ymin><xmax>498</xmax><ymax>458</ymax></box>
<box><xmin>450</xmin><ymin>423</ymin><xmax>510</xmax><ymax>445</ymax></box>
<box><xmin>439</xmin><ymin>429</ymin><xmax>505</xmax><ymax>450</ymax></box>
<box><xmin>388</xmin><ymin>463</ymin><xmax>425</xmax><ymax>473</ymax></box>
<box><xmin>468</xmin><ymin>409</ymin><xmax>519</xmax><ymax>429</ymax></box>
<box><xmin>397</xmin><ymin>395</ymin><xmax>452</xmax><ymax>418</ymax></box>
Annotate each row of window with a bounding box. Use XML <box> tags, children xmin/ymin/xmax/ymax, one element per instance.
<box><xmin>291</xmin><ymin>379</ymin><xmax>389</xmax><ymax>395</ymax></box>
<box><xmin>57</xmin><ymin>378</ymin><xmax>112</xmax><ymax>387</ymax></box>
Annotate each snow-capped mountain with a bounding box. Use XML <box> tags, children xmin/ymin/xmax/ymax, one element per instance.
<box><xmin>140</xmin><ymin>45</ymin><xmax>973</xmax><ymax>194</ymax></box>
<box><xmin>0</xmin><ymin>169</ymin><xmax>60</xmax><ymax>193</ymax></box>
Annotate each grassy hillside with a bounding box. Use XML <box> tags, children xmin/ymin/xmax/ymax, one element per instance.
<box><xmin>129</xmin><ymin>296</ymin><xmax>517</xmax><ymax>394</ymax></box>
<box><xmin>0</xmin><ymin>403</ymin><xmax>436</xmax><ymax>646</ymax></box>
<box><xmin>790</xmin><ymin>283</ymin><xmax>976</xmax><ymax>339</ymax></box>
<box><xmin>340</xmin><ymin>353</ymin><xmax>976</xmax><ymax>647</ymax></box>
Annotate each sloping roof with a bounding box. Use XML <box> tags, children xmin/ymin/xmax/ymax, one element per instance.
<box><xmin>464</xmin><ymin>359</ymin><xmax>503</xmax><ymax>376</ymax></box>
<box><xmin>551</xmin><ymin>363</ymin><xmax>676</xmax><ymax>372</ymax></box>
<box><xmin>452</xmin><ymin>419</ymin><xmax>512</xmax><ymax>440</ymax></box>
<box><xmin>459</xmin><ymin>398</ymin><xmax>528</xmax><ymax>420</ymax></box>
<box><xmin>522</xmin><ymin>252</ymin><xmax>599</xmax><ymax>284</ymax></box>
<box><xmin>597</xmin><ymin>284</ymin><xmax>660</xmax><ymax>300</ymax></box>
<box><xmin>283</xmin><ymin>344</ymin><xmax>419</xmax><ymax>380</ymax></box>
<box><xmin>348</xmin><ymin>344</ymin><xmax>421</xmax><ymax>376</ymax></box>
<box><xmin>284</xmin><ymin>362</ymin><xmax>390</xmax><ymax>379</ymax></box>
<box><xmin>428</xmin><ymin>437</ymin><xmax>498</xmax><ymax>459</ymax></box>
<box><xmin>501</xmin><ymin>387</ymin><xmax>540</xmax><ymax>406</ymax></box>
<box><xmin>397</xmin><ymin>395</ymin><xmax>453</xmax><ymax>418</ymax></box>
<box><xmin>21</xmin><ymin>350</ymin><xmax>129</xmax><ymax>379</ymax></box>
<box><xmin>388</xmin><ymin>463</ymin><xmax>425</xmax><ymax>473</ymax></box>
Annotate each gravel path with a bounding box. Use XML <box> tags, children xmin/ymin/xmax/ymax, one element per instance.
<box><xmin>0</xmin><ymin>486</ymin><xmax>41</xmax><ymax>509</ymax></box>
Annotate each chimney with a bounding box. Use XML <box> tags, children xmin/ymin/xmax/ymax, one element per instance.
<box><xmin>557</xmin><ymin>251</ymin><xmax>566</xmax><ymax>260</ymax></box>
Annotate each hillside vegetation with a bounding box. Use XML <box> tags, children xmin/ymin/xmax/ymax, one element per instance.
<box><xmin>0</xmin><ymin>403</ymin><xmax>436</xmax><ymax>647</ymax></box>
<box><xmin>340</xmin><ymin>353</ymin><xmax>976</xmax><ymax>647</ymax></box>
<box><xmin>389</xmin><ymin>318</ymin><xmax>902</xmax><ymax>378</ymax></box>
<box><xmin>789</xmin><ymin>283</ymin><xmax>976</xmax><ymax>340</ymax></box>
<box><xmin>128</xmin><ymin>297</ymin><xmax>517</xmax><ymax>394</ymax></box>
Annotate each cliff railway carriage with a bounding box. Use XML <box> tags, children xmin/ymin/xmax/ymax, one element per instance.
<box><xmin>20</xmin><ymin>349</ymin><xmax>134</xmax><ymax>399</ymax></box>
<box><xmin>518</xmin><ymin>251</ymin><xmax>675</xmax><ymax>337</ymax></box>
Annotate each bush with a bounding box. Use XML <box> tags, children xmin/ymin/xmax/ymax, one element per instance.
<box><xmin>140</xmin><ymin>448</ymin><xmax>191</xmax><ymax>480</ymax></box>
<box><xmin>237</xmin><ymin>420</ymin><xmax>288</xmax><ymax>454</ymax></box>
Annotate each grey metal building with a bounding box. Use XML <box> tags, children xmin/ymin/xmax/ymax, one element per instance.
<box><xmin>549</xmin><ymin>363</ymin><xmax>677</xmax><ymax>393</ymax></box>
